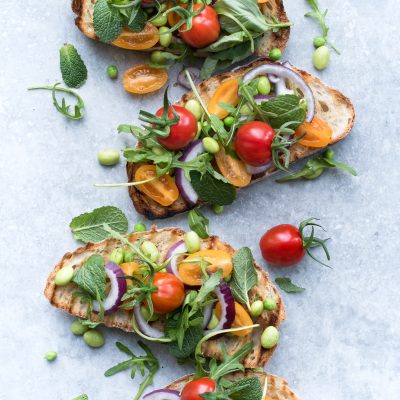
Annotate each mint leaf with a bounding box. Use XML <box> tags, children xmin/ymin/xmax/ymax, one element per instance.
<box><xmin>73</xmin><ymin>254</ymin><xmax>106</xmax><ymax>300</ymax></box>
<box><xmin>225</xmin><ymin>377</ymin><xmax>263</xmax><ymax>400</ymax></box>
<box><xmin>93</xmin><ymin>0</ymin><xmax>123</xmax><ymax>43</ymax></box>
<box><xmin>59</xmin><ymin>44</ymin><xmax>87</xmax><ymax>88</ymax></box>
<box><xmin>188</xmin><ymin>209</ymin><xmax>209</xmax><ymax>239</ymax></box>
<box><xmin>275</xmin><ymin>277</ymin><xmax>305</xmax><ymax>293</ymax></box>
<box><xmin>127</xmin><ymin>6</ymin><xmax>147</xmax><ymax>33</ymax></box>
<box><xmin>70</xmin><ymin>206</ymin><xmax>128</xmax><ymax>243</ymax></box>
<box><xmin>167</xmin><ymin>324</ymin><xmax>203</xmax><ymax>360</ymax></box>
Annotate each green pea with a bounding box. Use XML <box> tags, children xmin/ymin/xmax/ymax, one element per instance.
<box><xmin>141</xmin><ymin>241</ymin><xmax>159</xmax><ymax>262</ymax></box>
<box><xmin>202</xmin><ymin>137</ymin><xmax>220</xmax><ymax>154</ymax></box>
<box><xmin>150</xmin><ymin>51</ymin><xmax>165</xmax><ymax>65</ymax></box>
<box><xmin>212</xmin><ymin>204</ymin><xmax>224</xmax><ymax>214</ymax></box>
<box><xmin>109</xmin><ymin>248</ymin><xmax>124</xmax><ymax>265</ymax></box>
<box><xmin>159</xmin><ymin>26</ymin><xmax>172</xmax><ymax>47</ymax></box>
<box><xmin>134</xmin><ymin>223</ymin><xmax>147</xmax><ymax>232</ymax></box>
<box><xmin>207</xmin><ymin>313</ymin><xmax>219</xmax><ymax>330</ymax></box>
<box><xmin>250</xmin><ymin>300</ymin><xmax>264</xmax><ymax>318</ymax></box>
<box><xmin>263</xmin><ymin>298</ymin><xmax>277</xmax><ymax>311</ymax></box>
<box><xmin>269</xmin><ymin>48</ymin><xmax>282</xmax><ymax>61</ymax></box>
<box><xmin>55</xmin><ymin>266</ymin><xmax>74</xmax><ymax>286</ymax></box>
<box><xmin>261</xmin><ymin>326</ymin><xmax>279</xmax><ymax>349</ymax></box>
<box><xmin>151</xmin><ymin>13</ymin><xmax>167</xmax><ymax>27</ymax></box>
<box><xmin>71</xmin><ymin>319</ymin><xmax>89</xmax><ymax>336</ymax></box>
<box><xmin>184</xmin><ymin>231</ymin><xmax>201</xmax><ymax>253</ymax></box>
<box><xmin>257</xmin><ymin>76</ymin><xmax>271</xmax><ymax>95</ymax></box>
<box><xmin>223</xmin><ymin>116</ymin><xmax>234</xmax><ymax>128</ymax></box>
<box><xmin>313</xmin><ymin>36</ymin><xmax>326</xmax><ymax>48</ymax></box>
<box><xmin>325</xmin><ymin>148</ymin><xmax>335</xmax><ymax>160</ymax></box>
<box><xmin>240</xmin><ymin>104</ymin><xmax>252</xmax><ymax>115</ymax></box>
<box><xmin>83</xmin><ymin>329</ymin><xmax>105</xmax><ymax>348</ymax></box>
<box><xmin>185</xmin><ymin>99</ymin><xmax>203</xmax><ymax>121</ymax></box>
<box><xmin>141</xmin><ymin>305</ymin><xmax>160</xmax><ymax>322</ymax></box>
<box><xmin>313</xmin><ymin>46</ymin><xmax>330</xmax><ymax>70</ymax></box>
<box><xmin>107</xmin><ymin>64</ymin><xmax>118</xmax><ymax>79</ymax></box>
<box><xmin>98</xmin><ymin>148</ymin><xmax>120</xmax><ymax>166</ymax></box>
<box><xmin>44</xmin><ymin>351</ymin><xmax>57</xmax><ymax>362</ymax></box>
<box><xmin>123</xmin><ymin>250</ymin><xmax>134</xmax><ymax>263</ymax></box>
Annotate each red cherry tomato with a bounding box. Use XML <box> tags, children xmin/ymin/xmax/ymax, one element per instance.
<box><xmin>179</xmin><ymin>5</ymin><xmax>220</xmax><ymax>48</ymax></box>
<box><xmin>150</xmin><ymin>272</ymin><xmax>185</xmax><ymax>313</ymax></box>
<box><xmin>235</xmin><ymin>121</ymin><xmax>275</xmax><ymax>166</ymax></box>
<box><xmin>155</xmin><ymin>105</ymin><xmax>197</xmax><ymax>150</ymax></box>
<box><xmin>181</xmin><ymin>378</ymin><xmax>216</xmax><ymax>400</ymax></box>
<box><xmin>260</xmin><ymin>224</ymin><xmax>305</xmax><ymax>266</ymax></box>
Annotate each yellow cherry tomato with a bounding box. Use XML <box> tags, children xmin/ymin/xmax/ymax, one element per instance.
<box><xmin>112</xmin><ymin>24</ymin><xmax>159</xmax><ymax>50</ymax></box>
<box><xmin>123</xmin><ymin>64</ymin><xmax>168</xmax><ymax>95</ymax></box>
<box><xmin>207</xmin><ymin>79</ymin><xmax>239</xmax><ymax>119</ymax></box>
<box><xmin>295</xmin><ymin>117</ymin><xmax>333</xmax><ymax>148</ymax></box>
<box><xmin>215</xmin><ymin>301</ymin><xmax>254</xmax><ymax>337</ymax></box>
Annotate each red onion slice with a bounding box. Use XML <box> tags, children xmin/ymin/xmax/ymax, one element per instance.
<box><xmin>175</xmin><ymin>140</ymin><xmax>204</xmax><ymax>206</ymax></box>
<box><xmin>178</xmin><ymin>67</ymin><xmax>201</xmax><ymax>90</ymax></box>
<box><xmin>246</xmin><ymin>161</ymin><xmax>272</xmax><ymax>175</ymax></box>
<box><xmin>244</xmin><ymin>63</ymin><xmax>315</xmax><ymax>122</ymax></box>
<box><xmin>143</xmin><ymin>389</ymin><xmax>180</xmax><ymax>400</ymax></box>
<box><xmin>165</xmin><ymin>240</ymin><xmax>187</xmax><ymax>280</ymax></box>
<box><xmin>254</xmin><ymin>94</ymin><xmax>274</xmax><ymax>105</ymax></box>
<box><xmin>204</xmin><ymin>280</ymin><xmax>235</xmax><ymax>334</ymax></box>
<box><xmin>133</xmin><ymin>304</ymin><xmax>165</xmax><ymax>339</ymax></box>
<box><xmin>93</xmin><ymin>262</ymin><xmax>127</xmax><ymax>315</ymax></box>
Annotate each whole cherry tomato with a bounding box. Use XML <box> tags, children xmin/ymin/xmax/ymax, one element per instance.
<box><xmin>181</xmin><ymin>378</ymin><xmax>216</xmax><ymax>400</ymax></box>
<box><xmin>235</xmin><ymin>121</ymin><xmax>275</xmax><ymax>166</ymax></box>
<box><xmin>151</xmin><ymin>272</ymin><xmax>185</xmax><ymax>313</ymax></box>
<box><xmin>155</xmin><ymin>105</ymin><xmax>197</xmax><ymax>150</ymax></box>
<box><xmin>179</xmin><ymin>5</ymin><xmax>220</xmax><ymax>48</ymax></box>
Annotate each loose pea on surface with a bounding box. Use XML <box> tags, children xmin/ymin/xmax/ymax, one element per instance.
<box><xmin>223</xmin><ymin>116</ymin><xmax>234</xmax><ymax>128</ymax></box>
<box><xmin>71</xmin><ymin>319</ymin><xmax>89</xmax><ymax>336</ymax></box>
<box><xmin>109</xmin><ymin>248</ymin><xmax>124</xmax><ymax>265</ymax></box>
<box><xmin>269</xmin><ymin>48</ymin><xmax>282</xmax><ymax>61</ymax></box>
<box><xmin>98</xmin><ymin>148</ymin><xmax>120</xmax><ymax>166</ymax></box>
<box><xmin>134</xmin><ymin>223</ymin><xmax>147</xmax><ymax>232</ymax></box>
<box><xmin>184</xmin><ymin>231</ymin><xmax>201</xmax><ymax>253</ymax></box>
<box><xmin>212</xmin><ymin>204</ymin><xmax>224</xmax><ymax>214</ymax></box>
<box><xmin>83</xmin><ymin>329</ymin><xmax>105</xmax><ymax>348</ymax></box>
<box><xmin>55</xmin><ymin>265</ymin><xmax>74</xmax><ymax>286</ymax></box>
<box><xmin>313</xmin><ymin>36</ymin><xmax>326</xmax><ymax>48</ymax></box>
<box><xmin>159</xmin><ymin>26</ymin><xmax>172</xmax><ymax>47</ymax></box>
<box><xmin>263</xmin><ymin>297</ymin><xmax>277</xmax><ymax>311</ymax></box>
<box><xmin>141</xmin><ymin>241</ymin><xmax>159</xmax><ymax>262</ymax></box>
<box><xmin>250</xmin><ymin>300</ymin><xmax>264</xmax><ymax>318</ymax></box>
<box><xmin>261</xmin><ymin>326</ymin><xmax>279</xmax><ymax>349</ymax></box>
<box><xmin>313</xmin><ymin>45</ymin><xmax>330</xmax><ymax>70</ymax></box>
<box><xmin>151</xmin><ymin>13</ymin><xmax>167</xmax><ymax>27</ymax></box>
<box><xmin>185</xmin><ymin>99</ymin><xmax>203</xmax><ymax>121</ymax></box>
<box><xmin>44</xmin><ymin>351</ymin><xmax>57</xmax><ymax>362</ymax></box>
<box><xmin>257</xmin><ymin>76</ymin><xmax>271</xmax><ymax>95</ymax></box>
<box><xmin>107</xmin><ymin>64</ymin><xmax>118</xmax><ymax>79</ymax></box>
<box><xmin>202</xmin><ymin>137</ymin><xmax>220</xmax><ymax>154</ymax></box>
<box><xmin>150</xmin><ymin>51</ymin><xmax>165</xmax><ymax>65</ymax></box>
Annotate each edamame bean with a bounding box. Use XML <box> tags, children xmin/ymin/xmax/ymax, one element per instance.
<box><xmin>185</xmin><ymin>99</ymin><xmax>203</xmax><ymax>121</ymax></box>
<box><xmin>123</xmin><ymin>250</ymin><xmax>134</xmax><ymax>263</ymax></box>
<box><xmin>263</xmin><ymin>298</ymin><xmax>277</xmax><ymax>311</ymax></box>
<box><xmin>257</xmin><ymin>76</ymin><xmax>271</xmax><ymax>95</ymax></box>
<box><xmin>71</xmin><ymin>319</ymin><xmax>89</xmax><ymax>336</ymax></box>
<box><xmin>184</xmin><ymin>231</ymin><xmax>201</xmax><ymax>253</ymax></box>
<box><xmin>202</xmin><ymin>137</ymin><xmax>220</xmax><ymax>154</ymax></box>
<box><xmin>250</xmin><ymin>300</ymin><xmax>264</xmax><ymax>318</ymax></box>
<box><xmin>159</xmin><ymin>27</ymin><xmax>172</xmax><ymax>47</ymax></box>
<box><xmin>269</xmin><ymin>48</ymin><xmax>282</xmax><ymax>61</ymax></box>
<box><xmin>134</xmin><ymin>223</ymin><xmax>147</xmax><ymax>232</ymax></box>
<box><xmin>98</xmin><ymin>149</ymin><xmax>120</xmax><ymax>166</ymax></box>
<box><xmin>212</xmin><ymin>204</ymin><xmax>224</xmax><ymax>214</ymax></box>
<box><xmin>141</xmin><ymin>305</ymin><xmax>160</xmax><ymax>322</ymax></box>
<box><xmin>151</xmin><ymin>51</ymin><xmax>165</xmax><ymax>65</ymax></box>
<box><xmin>141</xmin><ymin>241</ymin><xmax>159</xmax><ymax>262</ymax></box>
<box><xmin>313</xmin><ymin>46</ymin><xmax>330</xmax><ymax>70</ymax></box>
<box><xmin>151</xmin><ymin>13</ymin><xmax>167</xmax><ymax>27</ymax></box>
<box><xmin>55</xmin><ymin>266</ymin><xmax>74</xmax><ymax>286</ymax></box>
<box><xmin>109</xmin><ymin>248</ymin><xmax>124</xmax><ymax>265</ymax></box>
<box><xmin>313</xmin><ymin>36</ymin><xmax>326</xmax><ymax>48</ymax></box>
<box><xmin>261</xmin><ymin>326</ymin><xmax>279</xmax><ymax>349</ymax></box>
<box><xmin>223</xmin><ymin>116</ymin><xmax>234</xmax><ymax>128</ymax></box>
<box><xmin>207</xmin><ymin>313</ymin><xmax>219</xmax><ymax>330</ymax></box>
<box><xmin>83</xmin><ymin>329</ymin><xmax>105</xmax><ymax>348</ymax></box>
<box><xmin>44</xmin><ymin>351</ymin><xmax>57</xmax><ymax>361</ymax></box>
<box><xmin>240</xmin><ymin>104</ymin><xmax>252</xmax><ymax>115</ymax></box>
<box><xmin>107</xmin><ymin>64</ymin><xmax>118</xmax><ymax>79</ymax></box>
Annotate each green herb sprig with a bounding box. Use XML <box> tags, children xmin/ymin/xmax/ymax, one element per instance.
<box><xmin>275</xmin><ymin>277</ymin><xmax>305</xmax><ymax>293</ymax></box>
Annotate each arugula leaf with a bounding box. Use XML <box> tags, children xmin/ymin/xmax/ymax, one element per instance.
<box><xmin>70</xmin><ymin>206</ymin><xmax>128</xmax><ymax>243</ymax></box>
<box><xmin>59</xmin><ymin>44</ymin><xmax>87</xmax><ymax>88</ymax></box>
<box><xmin>203</xmin><ymin>31</ymin><xmax>248</xmax><ymax>52</ymax></box>
<box><xmin>72</xmin><ymin>254</ymin><xmax>106</xmax><ymax>300</ymax></box>
<box><xmin>188</xmin><ymin>209</ymin><xmax>210</xmax><ymax>239</ymax></box>
<box><xmin>93</xmin><ymin>0</ymin><xmax>123</xmax><ymax>43</ymax></box>
<box><xmin>190</xmin><ymin>171</ymin><xmax>236</xmax><ymax>206</ymax></box>
<box><xmin>230</xmin><ymin>247</ymin><xmax>257</xmax><ymax>310</ymax></box>
<box><xmin>275</xmin><ymin>277</ymin><xmax>305</xmax><ymax>293</ymax></box>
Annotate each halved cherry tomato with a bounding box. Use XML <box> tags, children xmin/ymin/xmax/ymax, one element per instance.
<box><xmin>155</xmin><ymin>105</ymin><xmax>197</xmax><ymax>150</ymax></box>
<box><xmin>134</xmin><ymin>164</ymin><xmax>179</xmax><ymax>206</ymax></box>
<box><xmin>120</xmin><ymin>262</ymin><xmax>142</xmax><ymax>287</ymax></box>
<box><xmin>178</xmin><ymin>250</ymin><xmax>233</xmax><ymax>286</ymax></box>
<box><xmin>151</xmin><ymin>272</ymin><xmax>185</xmax><ymax>314</ymax></box>
<box><xmin>181</xmin><ymin>378</ymin><xmax>216</xmax><ymax>400</ymax></box>
<box><xmin>214</xmin><ymin>147</ymin><xmax>252</xmax><ymax>188</ymax></box>
<box><xmin>112</xmin><ymin>24</ymin><xmax>159</xmax><ymax>50</ymax></box>
<box><xmin>123</xmin><ymin>64</ymin><xmax>168</xmax><ymax>95</ymax></box>
<box><xmin>179</xmin><ymin>5</ymin><xmax>220</xmax><ymax>48</ymax></box>
<box><xmin>295</xmin><ymin>117</ymin><xmax>333</xmax><ymax>148</ymax></box>
<box><xmin>215</xmin><ymin>301</ymin><xmax>254</xmax><ymax>337</ymax></box>
<box><xmin>207</xmin><ymin>79</ymin><xmax>239</xmax><ymax>120</ymax></box>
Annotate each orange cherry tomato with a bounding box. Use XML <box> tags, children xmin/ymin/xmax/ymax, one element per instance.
<box><xmin>178</xmin><ymin>250</ymin><xmax>233</xmax><ymax>286</ymax></box>
<box><xmin>120</xmin><ymin>262</ymin><xmax>142</xmax><ymax>287</ymax></box>
<box><xmin>112</xmin><ymin>24</ymin><xmax>159</xmax><ymax>50</ymax></box>
<box><xmin>151</xmin><ymin>272</ymin><xmax>185</xmax><ymax>314</ymax></box>
<box><xmin>207</xmin><ymin>79</ymin><xmax>239</xmax><ymax>119</ymax></box>
<box><xmin>134</xmin><ymin>164</ymin><xmax>179</xmax><ymax>206</ymax></box>
<box><xmin>295</xmin><ymin>117</ymin><xmax>333</xmax><ymax>148</ymax></box>
<box><xmin>214</xmin><ymin>147</ymin><xmax>252</xmax><ymax>188</ymax></box>
<box><xmin>215</xmin><ymin>301</ymin><xmax>254</xmax><ymax>337</ymax></box>
<box><xmin>123</xmin><ymin>64</ymin><xmax>168</xmax><ymax>95</ymax></box>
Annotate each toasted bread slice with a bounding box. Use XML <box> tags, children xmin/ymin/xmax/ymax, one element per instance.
<box><xmin>126</xmin><ymin>58</ymin><xmax>355</xmax><ymax>219</ymax></box>
<box><xmin>71</xmin><ymin>0</ymin><xmax>290</xmax><ymax>54</ymax></box>
<box><xmin>44</xmin><ymin>226</ymin><xmax>285</xmax><ymax>368</ymax></box>
<box><xmin>165</xmin><ymin>370</ymin><xmax>301</xmax><ymax>400</ymax></box>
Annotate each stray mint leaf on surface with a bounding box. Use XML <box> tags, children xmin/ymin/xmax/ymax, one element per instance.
<box><xmin>188</xmin><ymin>209</ymin><xmax>210</xmax><ymax>239</ymax></box>
<box><xmin>275</xmin><ymin>277</ymin><xmax>305</xmax><ymax>293</ymax></box>
<box><xmin>70</xmin><ymin>206</ymin><xmax>128</xmax><ymax>243</ymax></box>
<box><xmin>93</xmin><ymin>0</ymin><xmax>123</xmax><ymax>43</ymax></box>
<box><xmin>60</xmin><ymin>44</ymin><xmax>88</xmax><ymax>88</ymax></box>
